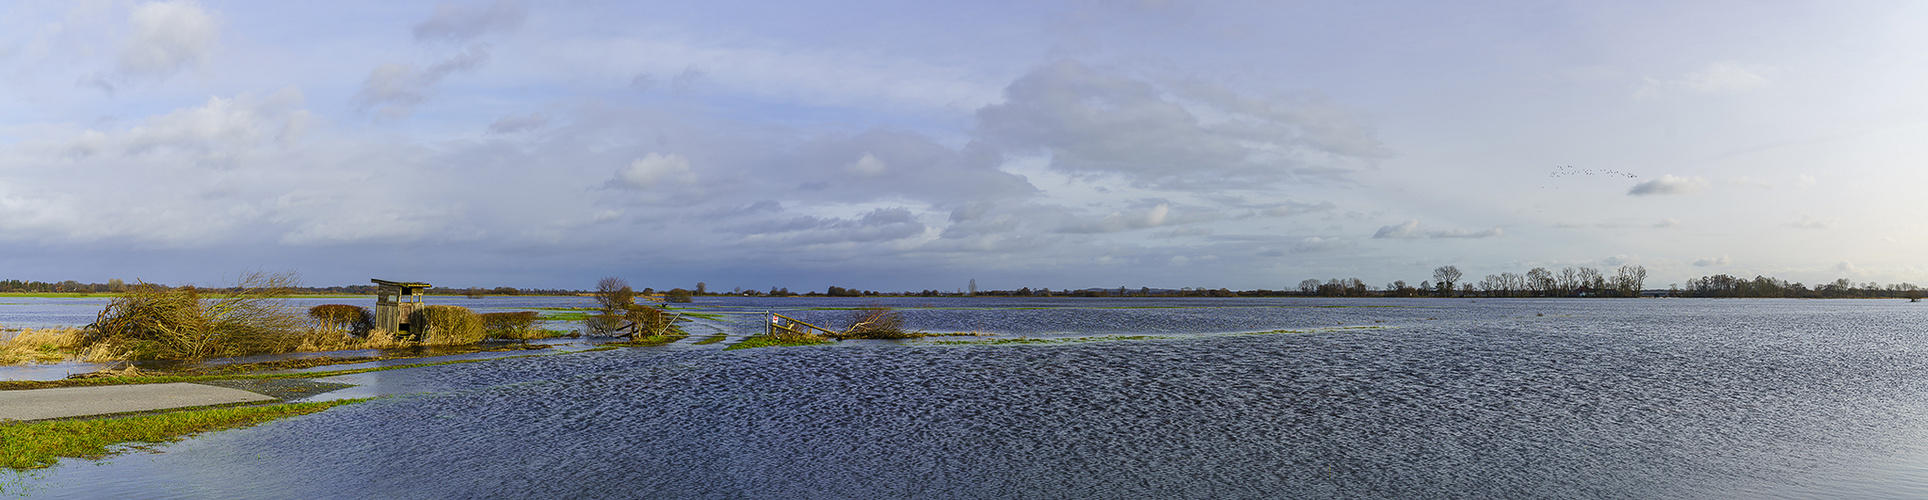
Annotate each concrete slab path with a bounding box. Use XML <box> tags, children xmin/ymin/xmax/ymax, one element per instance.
<box><xmin>0</xmin><ymin>383</ymin><xmax>277</xmax><ymax>422</ymax></box>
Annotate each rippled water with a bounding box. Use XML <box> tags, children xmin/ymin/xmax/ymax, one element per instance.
<box><xmin>13</xmin><ymin>298</ymin><xmax>1928</xmax><ymax>499</ymax></box>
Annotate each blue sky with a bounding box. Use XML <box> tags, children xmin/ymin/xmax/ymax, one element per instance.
<box><xmin>4</xmin><ymin>0</ymin><xmax>1928</xmax><ymax>292</ymax></box>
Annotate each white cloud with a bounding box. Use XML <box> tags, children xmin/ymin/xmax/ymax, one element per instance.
<box><xmin>617</xmin><ymin>153</ymin><xmax>697</xmax><ymax>189</ymax></box>
<box><xmin>1693</xmin><ymin>255</ymin><xmax>1731</xmax><ymax>267</ymax></box>
<box><xmin>1627</xmin><ymin>175</ymin><xmax>1707</xmax><ymax>196</ymax></box>
<box><xmin>1653</xmin><ymin>218</ymin><xmax>1681</xmax><ymax>228</ymax></box>
<box><xmin>1635</xmin><ymin>61</ymin><xmax>1772</xmax><ymax>98</ymax></box>
<box><xmin>1291</xmin><ymin>236</ymin><xmax>1351</xmax><ymax>253</ymax></box>
<box><xmin>1783</xmin><ymin>214</ymin><xmax>1833</xmax><ymax>229</ymax></box>
<box><xmin>1372</xmin><ymin>220</ymin><xmax>1502</xmax><ymax>239</ymax></box>
<box><xmin>975</xmin><ymin>60</ymin><xmax>1385</xmax><ymax>189</ymax></box>
<box><xmin>117</xmin><ymin>1</ymin><xmax>218</xmax><ymax>78</ymax></box>
<box><xmin>55</xmin><ymin>88</ymin><xmax>309</xmax><ymax>167</ymax></box>
<box><xmin>1681</xmin><ymin>61</ymin><xmax>1771</xmax><ymax>93</ymax></box>
<box><xmin>845</xmin><ymin>152</ymin><xmax>888</xmax><ymax>176</ymax></box>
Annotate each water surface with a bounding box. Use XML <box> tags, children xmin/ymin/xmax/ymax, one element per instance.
<box><xmin>10</xmin><ymin>298</ymin><xmax>1928</xmax><ymax>499</ymax></box>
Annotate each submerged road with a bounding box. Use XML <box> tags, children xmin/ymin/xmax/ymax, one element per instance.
<box><xmin>0</xmin><ymin>383</ymin><xmax>277</xmax><ymax>421</ymax></box>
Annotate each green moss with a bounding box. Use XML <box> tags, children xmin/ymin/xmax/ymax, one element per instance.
<box><xmin>1</xmin><ymin>398</ymin><xmax>370</xmax><ymax>470</ymax></box>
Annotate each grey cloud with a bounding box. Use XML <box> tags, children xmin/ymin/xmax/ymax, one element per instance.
<box><xmin>356</xmin><ymin>44</ymin><xmax>491</xmax><ymax>118</ymax></box>
<box><xmin>413</xmin><ymin>0</ymin><xmax>526</xmax><ymax>41</ymax></box>
<box><xmin>783</xmin><ymin>129</ymin><xmax>1036</xmax><ymax>205</ymax></box>
<box><xmin>1057</xmin><ymin>204</ymin><xmax>1168</xmax><ymax>234</ymax></box>
<box><xmin>737</xmin><ymin>208</ymin><xmax>928</xmax><ymax>246</ymax></box>
<box><xmin>1260</xmin><ymin>200</ymin><xmax>1336</xmax><ymax>217</ymax></box>
<box><xmin>976</xmin><ymin>60</ymin><xmax>1385</xmax><ymax>189</ymax></box>
<box><xmin>1373</xmin><ymin>220</ymin><xmax>1503</xmax><ymax>239</ymax></box>
<box><xmin>1628</xmin><ymin>175</ymin><xmax>1707</xmax><ymax>196</ymax></box>
<box><xmin>1291</xmin><ymin>236</ymin><xmax>1353</xmax><ymax>253</ymax></box>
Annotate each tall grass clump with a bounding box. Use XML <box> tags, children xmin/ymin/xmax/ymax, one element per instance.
<box><xmin>410</xmin><ymin>305</ymin><xmax>484</xmax><ymax>345</ymax></box>
<box><xmin>1</xmin><ymin>327</ymin><xmax>87</xmax><ymax>364</ymax></box>
<box><xmin>308</xmin><ymin>304</ymin><xmax>373</xmax><ymax>336</ymax></box>
<box><xmin>840</xmin><ymin>305</ymin><xmax>917</xmax><ymax>339</ymax></box>
<box><xmin>83</xmin><ymin>272</ymin><xmax>304</xmax><ymax>360</ymax></box>
<box><xmin>479</xmin><ymin>311</ymin><xmax>540</xmax><ymax>339</ymax></box>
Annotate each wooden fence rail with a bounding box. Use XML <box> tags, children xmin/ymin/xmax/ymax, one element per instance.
<box><xmin>767</xmin><ymin>312</ymin><xmax>842</xmax><ymax>341</ymax></box>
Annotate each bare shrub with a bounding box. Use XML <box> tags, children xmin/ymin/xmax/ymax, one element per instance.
<box><xmin>410</xmin><ymin>305</ymin><xmax>484</xmax><ymax>345</ymax></box>
<box><xmin>308</xmin><ymin>304</ymin><xmax>374</xmax><ymax>336</ymax></box>
<box><xmin>479</xmin><ymin>311</ymin><xmax>540</xmax><ymax>339</ymax></box>
<box><xmin>841</xmin><ymin>305</ymin><xmax>915</xmax><ymax>339</ymax></box>
<box><xmin>595</xmin><ymin>277</ymin><xmax>635</xmax><ymax>314</ymax></box>
<box><xmin>84</xmin><ymin>272</ymin><xmax>304</xmax><ymax>360</ymax></box>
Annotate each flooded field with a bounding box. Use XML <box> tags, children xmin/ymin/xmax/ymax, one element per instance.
<box><xmin>10</xmin><ymin>298</ymin><xmax>1928</xmax><ymax>498</ymax></box>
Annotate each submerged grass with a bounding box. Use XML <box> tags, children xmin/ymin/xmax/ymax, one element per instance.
<box><xmin>692</xmin><ymin>334</ymin><xmax>727</xmax><ymax>345</ymax></box>
<box><xmin>929</xmin><ymin>335</ymin><xmax>1173</xmax><ymax>346</ymax></box>
<box><xmin>724</xmin><ymin>335</ymin><xmax>832</xmax><ymax>350</ymax></box>
<box><xmin>0</xmin><ymin>354</ymin><xmax>542</xmax><ymax>391</ymax></box>
<box><xmin>0</xmin><ymin>398</ymin><xmax>370</xmax><ymax>470</ymax></box>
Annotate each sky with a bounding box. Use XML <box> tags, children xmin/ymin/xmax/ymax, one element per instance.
<box><xmin>4</xmin><ymin>0</ymin><xmax>1928</xmax><ymax>292</ymax></box>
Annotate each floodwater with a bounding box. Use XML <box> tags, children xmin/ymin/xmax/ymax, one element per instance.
<box><xmin>9</xmin><ymin>298</ymin><xmax>1928</xmax><ymax>498</ymax></box>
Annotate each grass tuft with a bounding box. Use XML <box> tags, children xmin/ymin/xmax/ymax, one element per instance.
<box><xmin>1</xmin><ymin>398</ymin><xmax>370</xmax><ymax>470</ymax></box>
<box><xmin>724</xmin><ymin>335</ymin><xmax>831</xmax><ymax>350</ymax></box>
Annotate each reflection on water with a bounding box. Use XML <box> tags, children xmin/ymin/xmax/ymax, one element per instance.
<box><xmin>14</xmin><ymin>298</ymin><xmax>1928</xmax><ymax>499</ymax></box>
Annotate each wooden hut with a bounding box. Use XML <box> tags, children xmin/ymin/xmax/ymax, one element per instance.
<box><xmin>372</xmin><ymin>279</ymin><xmax>431</xmax><ymax>337</ymax></box>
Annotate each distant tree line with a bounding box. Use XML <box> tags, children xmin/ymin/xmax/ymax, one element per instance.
<box><xmin>1676</xmin><ymin>274</ymin><xmax>1923</xmax><ymax>299</ymax></box>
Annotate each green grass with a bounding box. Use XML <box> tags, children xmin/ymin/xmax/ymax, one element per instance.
<box><xmin>1</xmin><ymin>398</ymin><xmax>370</xmax><ymax>470</ymax></box>
<box><xmin>538</xmin><ymin>311</ymin><xmax>593</xmax><ymax>322</ymax></box>
<box><xmin>724</xmin><ymin>336</ymin><xmax>832</xmax><ymax>350</ymax></box>
<box><xmin>692</xmin><ymin>334</ymin><xmax>727</xmax><ymax>345</ymax></box>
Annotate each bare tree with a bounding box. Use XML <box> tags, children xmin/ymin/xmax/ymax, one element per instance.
<box><xmin>1432</xmin><ymin>266</ymin><xmax>1463</xmax><ymax>296</ymax></box>
<box><xmin>1527</xmin><ymin>267</ymin><xmax>1555</xmax><ymax>296</ymax></box>
<box><xmin>1614</xmin><ymin>265</ymin><xmax>1648</xmax><ymax>297</ymax></box>
<box><xmin>595</xmin><ymin>277</ymin><xmax>635</xmax><ymax>315</ymax></box>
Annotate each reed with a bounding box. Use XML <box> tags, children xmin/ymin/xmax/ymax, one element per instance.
<box><xmin>308</xmin><ymin>304</ymin><xmax>373</xmax><ymax>336</ymax></box>
<box><xmin>410</xmin><ymin>305</ymin><xmax>484</xmax><ymax>345</ymax></box>
<box><xmin>0</xmin><ymin>327</ymin><xmax>86</xmax><ymax>364</ymax></box>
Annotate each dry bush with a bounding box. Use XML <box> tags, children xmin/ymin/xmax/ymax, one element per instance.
<box><xmin>0</xmin><ymin>327</ymin><xmax>86</xmax><ymax>364</ymax></box>
<box><xmin>626</xmin><ymin>306</ymin><xmax>677</xmax><ymax>339</ymax></box>
<box><xmin>582</xmin><ymin>306</ymin><xmax>679</xmax><ymax>340</ymax></box>
<box><xmin>583</xmin><ymin>314</ymin><xmax>627</xmax><ymax>337</ymax></box>
<box><xmin>309</xmin><ymin>304</ymin><xmax>374</xmax><ymax>336</ymax></box>
<box><xmin>841</xmin><ymin>305</ymin><xmax>915</xmax><ymax>339</ymax></box>
<box><xmin>83</xmin><ymin>272</ymin><xmax>304</xmax><ymax>360</ymax></box>
<box><xmin>479</xmin><ymin>311</ymin><xmax>540</xmax><ymax>339</ymax></box>
<box><xmin>410</xmin><ymin>305</ymin><xmax>484</xmax><ymax>345</ymax></box>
